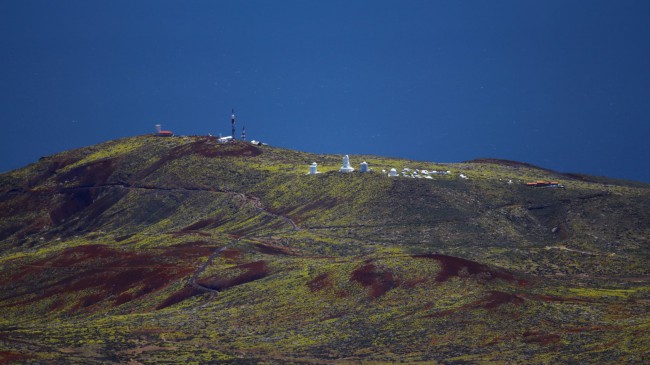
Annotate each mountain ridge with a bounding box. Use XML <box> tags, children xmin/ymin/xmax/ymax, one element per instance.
<box><xmin>0</xmin><ymin>135</ymin><xmax>648</xmax><ymax>364</ymax></box>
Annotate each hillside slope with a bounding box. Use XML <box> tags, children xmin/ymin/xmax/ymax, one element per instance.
<box><xmin>0</xmin><ymin>135</ymin><xmax>648</xmax><ymax>364</ymax></box>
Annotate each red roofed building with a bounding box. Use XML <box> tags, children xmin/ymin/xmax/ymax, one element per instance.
<box><xmin>155</xmin><ymin>124</ymin><xmax>173</xmax><ymax>137</ymax></box>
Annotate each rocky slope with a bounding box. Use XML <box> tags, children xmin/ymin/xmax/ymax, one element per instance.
<box><xmin>0</xmin><ymin>135</ymin><xmax>648</xmax><ymax>364</ymax></box>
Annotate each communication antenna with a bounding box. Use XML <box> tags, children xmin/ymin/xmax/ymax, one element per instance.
<box><xmin>241</xmin><ymin>126</ymin><xmax>246</xmax><ymax>141</ymax></box>
<box><xmin>231</xmin><ymin>109</ymin><xmax>235</xmax><ymax>139</ymax></box>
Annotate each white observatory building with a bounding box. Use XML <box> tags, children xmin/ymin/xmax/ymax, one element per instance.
<box><xmin>339</xmin><ymin>155</ymin><xmax>355</xmax><ymax>173</ymax></box>
<box><xmin>360</xmin><ymin>161</ymin><xmax>369</xmax><ymax>173</ymax></box>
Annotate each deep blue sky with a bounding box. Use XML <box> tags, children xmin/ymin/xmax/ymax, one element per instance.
<box><xmin>1</xmin><ymin>1</ymin><xmax>649</xmax><ymax>182</ymax></box>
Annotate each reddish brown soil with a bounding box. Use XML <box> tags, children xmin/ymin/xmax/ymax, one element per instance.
<box><xmin>470</xmin><ymin>291</ymin><xmax>525</xmax><ymax>309</ymax></box>
<box><xmin>307</xmin><ymin>273</ymin><xmax>333</xmax><ymax>292</ymax></box>
<box><xmin>75</xmin><ymin>293</ymin><xmax>105</xmax><ymax>309</ymax></box>
<box><xmin>196</xmin><ymin>261</ymin><xmax>268</xmax><ymax>291</ymax></box>
<box><xmin>26</xmin><ymin>156</ymin><xmax>78</xmax><ymax>188</ymax></box>
<box><xmin>350</xmin><ymin>262</ymin><xmax>396</xmax><ymax>298</ymax></box>
<box><xmin>2</xmin><ymin>243</ymin><xmax>212</xmax><ymax>313</ymax></box>
<box><xmin>429</xmin><ymin>291</ymin><xmax>525</xmax><ymax>318</ymax></box>
<box><xmin>56</xmin><ymin>158</ymin><xmax>118</xmax><ymax>187</ymax></box>
<box><xmin>412</xmin><ymin>254</ymin><xmax>516</xmax><ymax>283</ymax></box>
<box><xmin>114</xmin><ymin>292</ymin><xmax>135</xmax><ymax>306</ymax></box>
<box><xmin>156</xmin><ymin>287</ymin><xmax>203</xmax><ymax>310</ymax></box>
<box><xmin>0</xmin><ymin>351</ymin><xmax>31</xmax><ymax>365</ymax></box>
<box><xmin>403</xmin><ymin>277</ymin><xmax>427</xmax><ymax>288</ymax></box>
<box><xmin>181</xmin><ymin>218</ymin><xmax>220</xmax><ymax>231</ymax></box>
<box><xmin>522</xmin><ymin>331</ymin><xmax>562</xmax><ymax>346</ymax></box>
<box><xmin>152</xmin><ymin>242</ymin><xmax>216</xmax><ymax>256</ymax></box>
<box><xmin>349</xmin><ymin>255</ymin><xmax>517</xmax><ymax>299</ymax></box>
<box><xmin>131</xmin><ymin>139</ymin><xmax>261</xmax><ymax>182</ymax></box>
<box><xmin>0</xmin><ymin>191</ymin><xmax>60</xmax><ymax>240</ymax></box>
<box><xmin>254</xmin><ymin>242</ymin><xmax>294</xmax><ymax>256</ymax></box>
<box><xmin>335</xmin><ymin>290</ymin><xmax>349</xmax><ymax>298</ymax></box>
<box><xmin>220</xmin><ymin>248</ymin><xmax>243</xmax><ymax>260</ymax></box>
<box><xmin>428</xmin><ymin>309</ymin><xmax>457</xmax><ymax>318</ymax></box>
<box><xmin>48</xmin><ymin>298</ymin><xmax>66</xmax><ymax>311</ymax></box>
<box><xmin>171</xmin><ymin>138</ymin><xmax>262</xmax><ymax>159</ymax></box>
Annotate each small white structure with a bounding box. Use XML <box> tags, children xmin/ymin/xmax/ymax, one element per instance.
<box><xmin>459</xmin><ymin>173</ymin><xmax>468</xmax><ymax>180</ymax></box>
<box><xmin>359</xmin><ymin>161</ymin><xmax>369</xmax><ymax>173</ymax></box>
<box><xmin>388</xmin><ymin>168</ymin><xmax>398</xmax><ymax>177</ymax></box>
<box><xmin>217</xmin><ymin>136</ymin><xmax>233</xmax><ymax>144</ymax></box>
<box><xmin>339</xmin><ymin>155</ymin><xmax>355</xmax><ymax>173</ymax></box>
<box><xmin>154</xmin><ymin>124</ymin><xmax>173</xmax><ymax>136</ymax></box>
<box><xmin>309</xmin><ymin>162</ymin><xmax>319</xmax><ymax>175</ymax></box>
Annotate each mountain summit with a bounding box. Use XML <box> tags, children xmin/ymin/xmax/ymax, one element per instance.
<box><xmin>1</xmin><ymin>136</ymin><xmax>648</xmax><ymax>364</ymax></box>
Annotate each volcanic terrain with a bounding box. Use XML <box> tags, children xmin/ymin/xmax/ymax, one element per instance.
<box><xmin>0</xmin><ymin>135</ymin><xmax>648</xmax><ymax>364</ymax></box>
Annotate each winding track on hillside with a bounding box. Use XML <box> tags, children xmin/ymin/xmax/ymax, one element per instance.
<box><xmin>189</xmin><ymin>245</ymin><xmax>230</xmax><ymax>293</ymax></box>
<box><xmin>20</xmin><ymin>182</ymin><xmax>301</xmax><ymax>296</ymax></box>
<box><xmin>52</xmin><ymin>182</ymin><xmax>301</xmax><ymax>232</ymax></box>
<box><xmin>25</xmin><ymin>181</ymin><xmax>615</xmax><ymax>297</ymax></box>
<box><xmin>233</xmin><ymin>192</ymin><xmax>300</xmax><ymax>231</ymax></box>
<box><xmin>186</xmin><ymin>189</ymin><xmax>299</xmax><ymax>294</ymax></box>
<box><xmin>40</xmin><ymin>181</ymin><xmax>613</xmax><ymax>234</ymax></box>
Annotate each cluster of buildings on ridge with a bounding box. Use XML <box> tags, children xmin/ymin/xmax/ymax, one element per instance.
<box><xmin>309</xmin><ymin>154</ymin><xmax>454</xmax><ymax>179</ymax></box>
<box><xmin>154</xmin><ymin>109</ymin><xmax>265</xmax><ymax>145</ymax></box>
<box><xmin>312</xmin><ymin>155</ymin><xmax>565</xmax><ymax>188</ymax></box>
<box><xmin>154</xmin><ymin>111</ymin><xmax>564</xmax><ymax>188</ymax></box>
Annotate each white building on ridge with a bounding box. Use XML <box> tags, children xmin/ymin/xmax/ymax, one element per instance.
<box><xmin>360</xmin><ymin>161</ymin><xmax>369</xmax><ymax>173</ymax></box>
<box><xmin>339</xmin><ymin>155</ymin><xmax>354</xmax><ymax>173</ymax></box>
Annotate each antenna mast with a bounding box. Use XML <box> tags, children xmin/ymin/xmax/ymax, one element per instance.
<box><xmin>231</xmin><ymin>109</ymin><xmax>236</xmax><ymax>139</ymax></box>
